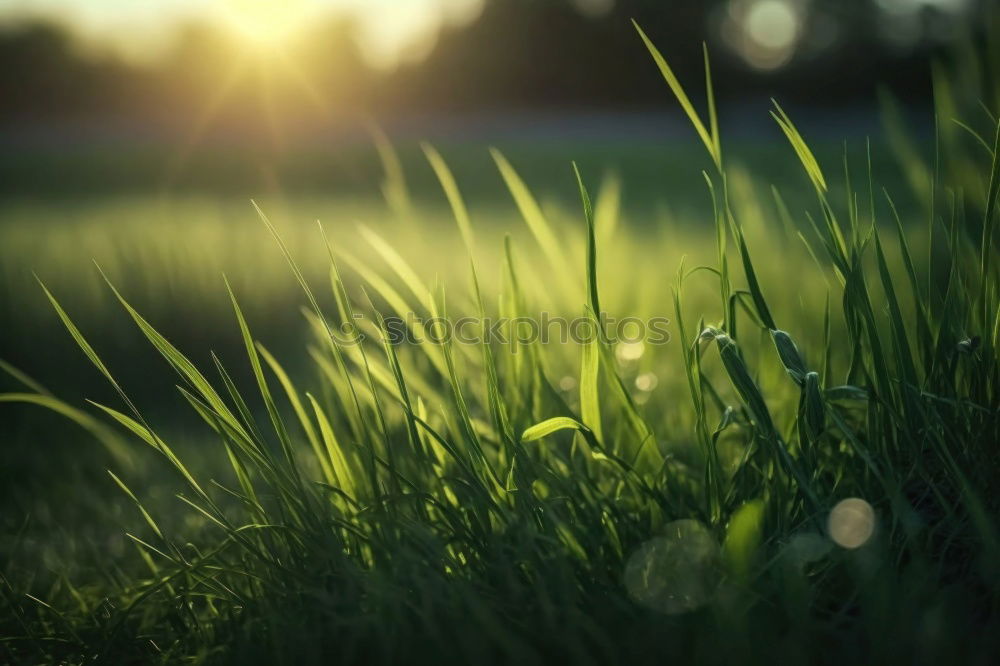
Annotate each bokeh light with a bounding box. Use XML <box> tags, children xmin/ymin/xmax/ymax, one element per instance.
<box><xmin>624</xmin><ymin>520</ymin><xmax>721</xmax><ymax>614</ymax></box>
<box><xmin>875</xmin><ymin>0</ymin><xmax>974</xmax><ymax>51</ymax></box>
<box><xmin>720</xmin><ymin>0</ymin><xmax>804</xmax><ymax>71</ymax></box>
<box><xmin>781</xmin><ymin>532</ymin><xmax>832</xmax><ymax>570</ymax></box>
<box><xmin>0</xmin><ymin>0</ymin><xmax>487</xmax><ymax>69</ymax></box>
<box><xmin>746</xmin><ymin>0</ymin><xmax>799</xmax><ymax>52</ymax></box>
<box><xmin>616</xmin><ymin>341</ymin><xmax>645</xmax><ymax>363</ymax></box>
<box><xmin>572</xmin><ymin>0</ymin><xmax>616</xmax><ymax>19</ymax></box>
<box><xmin>828</xmin><ymin>498</ymin><xmax>876</xmax><ymax>549</ymax></box>
<box><xmin>635</xmin><ymin>372</ymin><xmax>658</xmax><ymax>392</ymax></box>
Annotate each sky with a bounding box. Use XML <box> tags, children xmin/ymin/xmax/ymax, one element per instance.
<box><xmin>0</xmin><ymin>0</ymin><xmax>486</xmax><ymax>68</ymax></box>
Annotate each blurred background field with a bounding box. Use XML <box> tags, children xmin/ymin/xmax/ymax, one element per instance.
<box><xmin>0</xmin><ymin>133</ymin><xmax>921</xmax><ymax>454</ymax></box>
<box><xmin>1</xmin><ymin>0</ymin><xmax>962</xmax><ymax>404</ymax></box>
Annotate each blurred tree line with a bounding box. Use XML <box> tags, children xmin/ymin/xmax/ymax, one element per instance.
<box><xmin>0</xmin><ymin>0</ymin><xmax>990</xmax><ymax>128</ymax></box>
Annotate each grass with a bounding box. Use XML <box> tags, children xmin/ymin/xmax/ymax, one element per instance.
<box><xmin>2</xmin><ymin>25</ymin><xmax>999</xmax><ymax>665</ymax></box>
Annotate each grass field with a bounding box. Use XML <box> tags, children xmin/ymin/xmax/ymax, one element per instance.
<box><xmin>2</xmin><ymin>27</ymin><xmax>999</xmax><ymax>665</ymax></box>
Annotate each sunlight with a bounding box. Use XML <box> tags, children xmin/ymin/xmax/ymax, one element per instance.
<box><xmin>218</xmin><ymin>0</ymin><xmax>319</xmax><ymax>50</ymax></box>
<box><xmin>0</xmin><ymin>0</ymin><xmax>488</xmax><ymax>69</ymax></box>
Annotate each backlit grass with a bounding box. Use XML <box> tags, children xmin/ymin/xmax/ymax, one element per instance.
<box><xmin>2</xmin><ymin>25</ymin><xmax>999</xmax><ymax>665</ymax></box>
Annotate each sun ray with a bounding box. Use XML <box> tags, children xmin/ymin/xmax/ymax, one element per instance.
<box><xmin>255</xmin><ymin>59</ymin><xmax>292</xmax><ymax>207</ymax></box>
<box><xmin>257</xmin><ymin>61</ymin><xmax>287</xmax><ymax>155</ymax></box>
<box><xmin>156</xmin><ymin>1</ymin><xmax>355</xmax><ymax>200</ymax></box>
<box><xmin>273</xmin><ymin>48</ymin><xmax>336</xmax><ymax>117</ymax></box>
<box><xmin>159</xmin><ymin>55</ymin><xmax>252</xmax><ymax>194</ymax></box>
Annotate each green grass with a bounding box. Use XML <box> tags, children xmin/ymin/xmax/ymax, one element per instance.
<box><xmin>2</xmin><ymin>26</ymin><xmax>1000</xmax><ymax>665</ymax></box>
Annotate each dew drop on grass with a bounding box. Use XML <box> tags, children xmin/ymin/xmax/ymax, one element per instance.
<box><xmin>828</xmin><ymin>498</ymin><xmax>876</xmax><ymax>549</ymax></box>
<box><xmin>624</xmin><ymin>519</ymin><xmax>721</xmax><ymax>614</ymax></box>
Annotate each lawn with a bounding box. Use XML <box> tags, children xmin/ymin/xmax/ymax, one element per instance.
<box><xmin>1</xmin><ymin>29</ymin><xmax>998</xmax><ymax>665</ymax></box>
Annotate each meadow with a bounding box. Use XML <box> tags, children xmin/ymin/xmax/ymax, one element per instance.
<box><xmin>1</xmin><ymin>26</ymin><xmax>999</xmax><ymax>664</ymax></box>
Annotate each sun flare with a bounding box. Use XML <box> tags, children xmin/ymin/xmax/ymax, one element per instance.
<box><xmin>219</xmin><ymin>0</ymin><xmax>318</xmax><ymax>49</ymax></box>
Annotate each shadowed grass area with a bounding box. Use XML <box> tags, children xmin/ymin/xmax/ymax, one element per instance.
<box><xmin>1</xmin><ymin>25</ymin><xmax>999</xmax><ymax>665</ymax></box>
